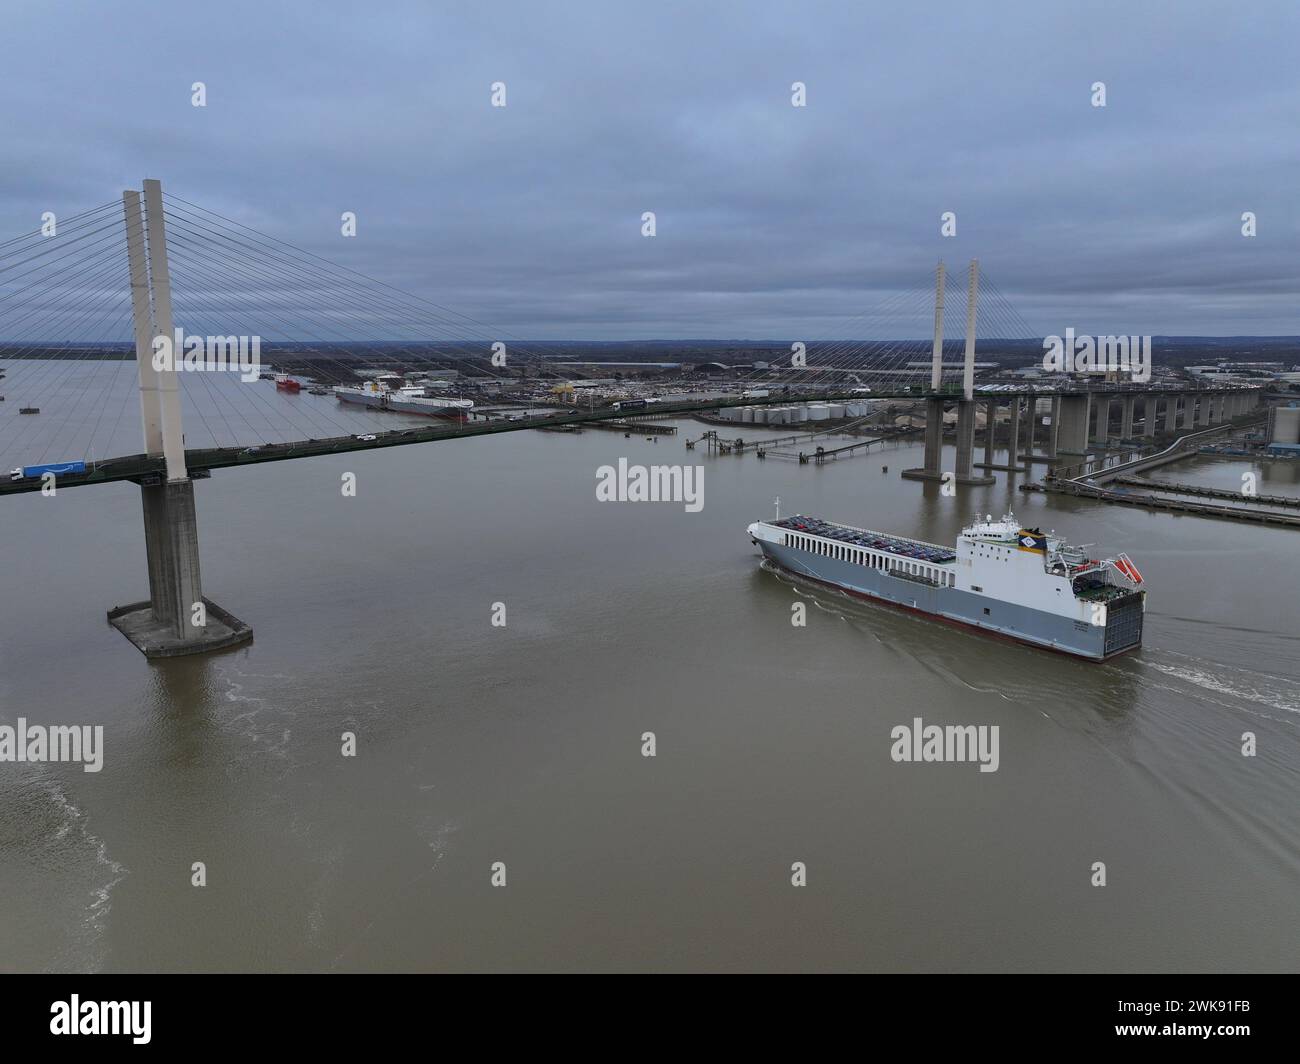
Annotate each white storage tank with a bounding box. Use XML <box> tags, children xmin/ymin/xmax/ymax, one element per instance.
<box><xmin>793</xmin><ymin>406</ymin><xmax>809</xmax><ymax>422</ymax></box>
<box><xmin>808</xmin><ymin>404</ymin><xmax>830</xmax><ymax>421</ymax></box>
<box><xmin>1273</xmin><ymin>405</ymin><xmax>1300</xmax><ymax>444</ymax></box>
<box><xmin>741</xmin><ymin>406</ymin><xmax>755</xmax><ymax>423</ymax></box>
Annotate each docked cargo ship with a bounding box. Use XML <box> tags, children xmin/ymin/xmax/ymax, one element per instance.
<box><xmin>333</xmin><ymin>380</ymin><xmax>474</xmax><ymax>419</ymax></box>
<box><xmin>747</xmin><ymin>511</ymin><xmax>1145</xmax><ymax>660</ymax></box>
<box><xmin>274</xmin><ymin>374</ymin><xmax>301</xmax><ymax>393</ymax></box>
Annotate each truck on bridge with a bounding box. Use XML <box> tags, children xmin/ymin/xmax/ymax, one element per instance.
<box><xmin>9</xmin><ymin>460</ymin><xmax>87</xmax><ymax>481</ymax></box>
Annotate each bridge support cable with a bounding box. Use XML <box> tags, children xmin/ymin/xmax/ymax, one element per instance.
<box><xmin>160</xmin><ymin>195</ymin><xmax>602</xmax><ymax>383</ymax></box>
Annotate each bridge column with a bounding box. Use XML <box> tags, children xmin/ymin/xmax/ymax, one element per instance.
<box><xmin>962</xmin><ymin>260</ymin><xmax>977</xmax><ymax>401</ymax></box>
<box><xmin>107</xmin><ymin>179</ymin><xmax>252</xmax><ymax>659</ymax></box>
<box><xmin>983</xmin><ymin>399</ymin><xmax>997</xmax><ymax>467</ymax></box>
<box><xmin>924</xmin><ymin>397</ymin><xmax>944</xmax><ymax>472</ymax></box>
<box><xmin>1057</xmin><ymin>394</ymin><xmax>1091</xmax><ymax>454</ymax></box>
<box><xmin>1008</xmin><ymin>396</ymin><xmax>1023</xmax><ymax>466</ymax></box>
<box><xmin>904</xmin><ymin>258</ymin><xmax>990</xmax><ymax>484</ymax></box>
<box><xmin>953</xmin><ymin>399</ymin><xmax>992</xmax><ymax>483</ymax></box>
<box><xmin>1197</xmin><ymin>392</ymin><xmax>1212</xmax><ymax>427</ymax></box>
<box><xmin>904</xmin><ymin>263</ymin><xmax>947</xmax><ymax>482</ymax></box>
<box><xmin>1092</xmin><ymin>395</ymin><xmax>1111</xmax><ymax>445</ymax></box>
<box><xmin>1143</xmin><ymin>396</ymin><xmax>1157</xmax><ymax>437</ymax></box>
<box><xmin>1120</xmin><ymin>395</ymin><xmax>1135</xmax><ymax>439</ymax></box>
<box><xmin>1165</xmin><ymin>395</ymin><xmax>1179</xmax><ymax>433</ymax></box>
<box><xmin>903</xmin><ymin>397</ymin><xmax>945</xmax><ymax>481</ymax></box>
<box><xmin>1048</xmin><ymin>395</ymin><xmax>1060</xmax><ymax>457</ymax></box>
<box><xmin>951</xmin><ymin>260</ymin><xmax>992</xmax><ymax>484</ymax></box>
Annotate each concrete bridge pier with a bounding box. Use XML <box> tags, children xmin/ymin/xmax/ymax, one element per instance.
<box><xmin>1020</xmin><ymin>397</ymin><xmax>1038</xmax><ymax>461</ymax></box>
<box><xmin>1142</xmin><ymin>397</ymin><xmax>1157</xmax><ymax>437</ymax></box>
<box><xmin>974</xmin><ymin>396</ymin><xmax>1025</xmax><ymax>472</ymax></box>
<box><xmin>923</xmin><ymin>396</ymin><xmax>943</xmax><ymax>470</ymax></box>
<box><xmin>1165</xmin><ymin>396</ymin><xmax>1179</xmax><ymax>434</ymax></box>
<box><xmin>1020</xmin><ymin>395</ymin><xmax>1061</xmax><ymax>461</ymax></box>
<box><xmin>903</xmin><ymin>397</ymin><xmax>993</xmax><ymax>484</ymax></box>
<box><xmin>1093</xmin><ymin>396</ymin><xmax>1112</xmax><ymax>446</ymax></box>
<box><xmin>1056</xmin><ymin>394</ymin><xmax>1091</xmax><ymax>455</ymax></box>
<box><xmin>903</xmin><ymin>397</ymin><xmax>945</xmax><ymax>481</ymax></box>
<box><xmin>903</xmin><ymin>262</ymin><xmax>948</xmax><ymax>482</ymax></box>
<box><xmin>1009</xmin><ymin>396</ymin><xmax>1024</xmax><ymax>467</ymax></box>
<box><xmin>106</xmin><ymin>180</ymin><xmax>252</xmax><ymax>659</ymax></box>
<box><xmin>1120</xmin><ymin>395</ymin><xmax>1135</xmax><ymax>439</ymax></box>
<box><xmin>954</xmin><ymin>399</ymin><xmax>994</xmax><ymax>483</ymax></box>
<box><xmin>1197</xmin><ymin>393</ymin><xmax>1213</xmax><ymax>427</ymax></box>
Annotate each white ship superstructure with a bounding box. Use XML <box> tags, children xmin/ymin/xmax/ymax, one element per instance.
<box><xmin>746</xmin><ymin>511</ymin><xmax>1145</xmax><ymax>660</ymax></box>
<box><xmin>333</xmin><ymin>379</ymin><xmax>474</xmax><ymax>418</ymax></box>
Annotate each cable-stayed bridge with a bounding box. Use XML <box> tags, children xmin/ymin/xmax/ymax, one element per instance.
<box><xmin>0</xmin><ymin>181</ymin><xmax>1261</xmax><ymax>656</ymax></box>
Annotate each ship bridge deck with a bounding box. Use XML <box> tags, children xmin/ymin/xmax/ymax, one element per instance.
<box><xmin>773</xmin><ymin>515</ymin><xmax>957</xmax><ymax>564</ymax></box>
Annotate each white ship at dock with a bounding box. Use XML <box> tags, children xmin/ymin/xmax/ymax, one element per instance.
<box><xmin>333</xmin><ymin>377</ymin><xmax>474</xmax><ymax>419</ymax></box>
<box><xmin>747</xmin><ymin>511</ymin><xmax>1145</xmax><ymax>660</ymax></box>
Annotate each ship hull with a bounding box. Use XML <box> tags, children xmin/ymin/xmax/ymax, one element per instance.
<box><xmin>755</xmin><ymin>539</ymin><xmax>1141</xmax><ymax>661</ymax></box>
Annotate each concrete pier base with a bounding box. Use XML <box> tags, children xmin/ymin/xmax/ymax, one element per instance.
<box><xmin>108</xmin><ymin>477</ymin><xmax>252</xmax><ymax>658</ymax></box>
<box><xmin>108</xmin><ymin>597</ymin><xmax>253</xmax><ymax>658</ymax></box>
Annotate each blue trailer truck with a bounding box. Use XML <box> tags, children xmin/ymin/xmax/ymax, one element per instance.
<box><xmin>9</xmin><ymin>460</ymin><xmax>87</xmax><ymax>481</ymax></box>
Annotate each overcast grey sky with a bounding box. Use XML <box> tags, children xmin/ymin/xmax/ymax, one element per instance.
<box><xmin>2</xmin><ymin>0</ymin><xmax>1298</xmax><ymax>338</ymax></box>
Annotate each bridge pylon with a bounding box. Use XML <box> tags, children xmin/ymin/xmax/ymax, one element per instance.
<box><xmin>902</xmin><ymin>258</ymin><xmax>994</xmax><ymax>485</ymax></box>
<box><xmin>107</xmin><ymin>179</ymin><xmax>252</xmax><ymax>658</ymax></box>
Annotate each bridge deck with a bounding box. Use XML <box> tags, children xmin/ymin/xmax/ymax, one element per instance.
<box><xmin>0</xmin><ymin>385</ymin><xmax>1259</xmax><ymax>496</ymax></box>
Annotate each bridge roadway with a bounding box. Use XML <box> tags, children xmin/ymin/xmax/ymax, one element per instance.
<box><xmin>0</xmin><ymin>382</ymin><xmax>1254</xmax><ymax>496</ymax></box>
